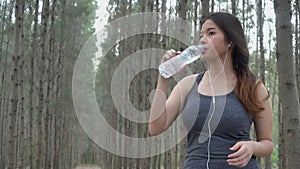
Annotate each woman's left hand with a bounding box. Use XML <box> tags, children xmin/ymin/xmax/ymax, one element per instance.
<box><xmin>227</xmin><ymin>141</ymin><xmax>255</xmax><ymax>167</ymax></box>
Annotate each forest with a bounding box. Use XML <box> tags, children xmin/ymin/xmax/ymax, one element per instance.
<box><xmin>0</xmin><ymin>0</ymin><xmax>299</xmax><ymax>169</ymax></box>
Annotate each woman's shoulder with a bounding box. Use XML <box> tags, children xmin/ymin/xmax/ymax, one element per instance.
<box><xmin>178</xmin><ymin>73</ymin><xmax>202</xmax><ymax>85</ymax></box>
<box><xmin>174</xmin><ymin>73</ymin><xmax>200</xmax><ymax>92</ymax></box>
<box><xmin>255</xmin><ymin>80</ymin><xmax>270</xmax><ymax>101</ymax></box>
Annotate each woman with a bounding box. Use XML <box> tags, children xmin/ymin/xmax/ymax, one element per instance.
<box><xmin>149</xmin><ymin>12</ymin><xmax>273</xmax><ymax>168</ymax></box>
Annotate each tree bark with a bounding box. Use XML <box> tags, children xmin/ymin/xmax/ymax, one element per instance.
<box><xmin>242</xmin><ymin>0</ymin><xmax>245</xmax><ymax>29</ymax></box>
<box><xmin>257</xmin><ymin>0</ymin><xmax>269</xmax><ymax>166</ymax></box>
<box><xmin>201</xmin><ymin>0</ymin><xmax>209</xmax><ymax>25</ymax></box>
<box><xmin>36</xmin><ymin>0</ymin><xmax>50</xmax><ymax>168</ymax></box>
<box><xmin>194</xmin><ymin>0</ymin><xmax>198</xmax><ymax>44</ymax></box>
<box><xmin>231</xmin><ymin>0</ymin><xmax>237</xmax><ymax>15</ymax></box>
<box><xmin>17</xmin><ymin>2</ymin><xmax>25</xmax><ymax>168</ymax></box>
<box><xmin>0</xmin><ymin>0</ymin><xmax>7</xmax><ymax>57</ymax></box>
<box><xmin>295</xmin><ymin>0</ymin><xmax>300</xmax><ymax>101</ymax></box>
<box><xmin>258</xmin><ymin>0</ymin><xmax>265</xmax><ymax>83</ymax></box>
<box><xmin>0</xmin><ymin>2</ymin><xmax>9</xmax><ymax>167</ymax></box>
<box><xmin>0</xmin><ymin>40</ymin><xmax>10</xmax><ymax>169</ymax></box>
<box><xmin>274</xmin><ymin>0</ymin><xmax>300</xmax><ymax>168</ymax></box>
<box><xmin>44</xmin><ymin>1</ymin><xmax>56</xmax><ymax>168</ymax></box>
<box><xmin>8</xmin><ymin>0</ymin><xmax>24</xmax><ymax>168</ymax></box>
<box><xmin>28</xmin><ymin>0</ymin><xmax>39</xmax><ymax>168</ymax></box>
<box><xmin>53</xmin><ymin>0</ymin><xmax>66</xmax><ymax>168</ymax></box>
<box><xmin>161</xmin><ymin>0</ymin><xmax>167</xmax><ymax>48</ymax></box>
<box><xmin>211</xmin><ymin>0</ymin><xmax>214</xmax><ymax>13</ymax></box>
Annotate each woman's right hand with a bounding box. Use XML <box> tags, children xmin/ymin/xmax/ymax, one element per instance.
<box><xmin>161</xmin><ymin>49</ymin><xmax>181</xmax><ymax>63</ymax></box>
<box><xmin>159</xmin><ymin>49</ymin><xmax>187</xmax><ymax>78</ymax></box>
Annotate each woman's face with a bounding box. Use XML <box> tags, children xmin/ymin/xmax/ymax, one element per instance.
<box><xmin>199</xmin><ymin>19</ymin><xmax>229</xmax><ymax>62</ymax></box>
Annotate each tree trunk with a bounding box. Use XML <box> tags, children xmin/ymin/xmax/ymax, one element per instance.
<box><xmin>60</xmin><ymin>113</ymin><xmax>66</xmax><ymax>169</ymax></box>
<box><xmin>266</xmin><ymin>20</ymin><xmax>276</xmax><ymax>169</ymax></box>
<box><xmin>296</xmin><ymin>0</ymin><xmax>300</xmax><ymax>101</ymax></box>
<box><xmin>1</xmin><ymin>40</ymin><xmax>10</xmax><ymax>169</ymax></box>
<box><xmin>0</xmin><ymin>2</ymin><xmax>9</xmax><ymax>167</ymax></box>
<box><xmin>17</xmin><ymin>2</ymin><xmax>25</xmax><ymax>168</ymax></box>
<box><xmin>44</xmin><ymin>1</ymin><xmax>56</xmax><ymax>168</ymax></box>
<box><xmin>53</xmin><ymin>0</ymin><xmax>66</xmax><ymax>167</ymax></box>
<box><xmin>274</xmin><ymin>0</ymin><xmax>300</xmax><ymax>168</ymax></box>
<box><xmin>264</xmin><ymin>156</ymin><xmax>272</xmax><ymax>169</ymax></box>
<box><xmin>211</xmin><ymin>0</ymin><xmax>214</xmax><ymax>13</ymax></box>
<box><xmin>231</xmin><ymin>0</ymin><xmax>237</xmax><ymax>15</ymax></box>
<box><xmin>0</xmin><ymin>1</ymin><xmax>6</xmax><ymax>52</ymax></box>
<box><xmin>278</xmin><ymin>101</ymin><xmax>284</xmax><ymax>169</ymax></box>
<box><xmin>8</xmin><ymin>0</ymin><xmax>24</xmax><ymax>168</ymax></box>
<box><xmin>36</xmin><ymin>0</ymin><xmax>50</xmax><ymax>168</ymax></box>
<box><xmin>257</xmin><ymin>0</ymin><xmax>270</xmax><ymax>167</ymax></box>
<box><xmin>201</xmin><ymin>0</ymin><xmax>209</xmax><ymax>25</ymax></box>
<box><xmin>161</xmin><ymin>0</ymin><xmax>167</xmax><ymax>48</ymax></box>
<box><xmin>242</xmin><ymin>0</ymin><xmax>245</xmax><ymax>29</ymax></box>
<box><xmin>194</xmin><ymin>0</ymin><xmax>198</xmax><ymax>45</ymax></box>
<box><xmin>28</xmin><ymin>0</ymin><xmax>39</xmax><ymax>168</ymax></box>
<box><xmin>177</xmin><ymin>0</ymin><xmax>188</xmax><ymax>59</ymax></box>
<box><xmin>258</xmin><ymin>0</ymin><xmax>265</xmax><ymax>83</ymax></box>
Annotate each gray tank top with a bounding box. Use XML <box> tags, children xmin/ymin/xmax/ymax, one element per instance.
<box><xmin>182</xmin><ymin>72</ymin><xmax>259</xmax><ymax>169</ymax></box>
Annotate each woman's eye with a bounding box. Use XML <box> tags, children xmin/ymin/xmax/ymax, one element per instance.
<box><xmin>208</xmin><ymin>32</ymin><xmax>216</xmax><ymax>36</ymax></box>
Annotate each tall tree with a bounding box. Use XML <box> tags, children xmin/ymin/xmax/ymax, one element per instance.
<box><xmin>211</xmin><ymin>0</ymin><xmax>214</xmax><ymax>12</ymax></box>
<box><xmin>44</xmin><ymin>0</ymin><xmax>57</xmax><ymax>168</ymax></box>
<box><xmin>28</xmin><ymin>0</ymin><xmax>39</xmax><ymax>167</ymax></box>
<box><xmin>193</xmin><ymin>0</ymin><xmax>199</xmax><ymax>44</ymax></box>
<box><xmin>274</xmin><ymin>0</ymin><xmax>300</xmax><ymax>168</ymax></box>
<box><xmin>201</xmin><ymin>0</ymin><xmax>209</xmax><ymax>24</ymax></box>
<box><xmin>0</xmin><ymin>2</ymin><xmax>9</xmax><ymax>168</ymax></box>
<box><xmin>242</xmin><ymin>0</ymin><xmax>245</xmax><ymax>29</ymax></box>
<box><xmin>53</xmin><ymin>0</ymin><xmax>66</xmax><ymax>168</ymax></box>
<box><xmin>0</xmin><ymin>16</ymin><xmax>13</xmax><ymax>169</ymax></box>
<box><xmin>256</xmin><ymin>4</ymin><xmax>268</xmax><ymax>168</ymax></box>
<box><xmin>36</xmin><ymin>0</ymin><xmax>50</xmax><ymax>168</ymax></box>
<box><xmin>161</xmin><ymin>0</ymin><xmax>167</xmax><ymax>48</ymax></box>
<box><xmin>17</xmin><ymin>1</ymin><xmax>25</xmax><ymax>168</ymax></box>
<box><xmin>257</xmin><ymin>0</ymin><xmax>265</xmax><ymax>83</ymax></box>
<box><xmin>231</xmin><ymin>0</ymin><xmax>237</xmax><ymax>15</ymax></box>
<box><xmin>8</xmin><ymin>0</ymin><xmax>24</xmax><ymax>168</ymax></box>
<box><xmin>295</xmin><ymin>0</ymin><xmax>300</xmax><ymax>100</ymax></box>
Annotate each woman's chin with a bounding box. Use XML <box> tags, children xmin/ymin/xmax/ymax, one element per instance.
<box><xmin>200</xmin><ymin>55</ymin><xmax>210</xmax><ymax>62</ymax></box>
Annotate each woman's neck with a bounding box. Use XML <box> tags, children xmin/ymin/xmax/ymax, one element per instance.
<box><xmin>206</xmin><ymin>56</ymin><xmax>236</xmax><ymax>94</ymax></box>
<box><xmin>208</xmin><ymin>56</ymin><xmax>234</xmax><ymax>79</ymax></box>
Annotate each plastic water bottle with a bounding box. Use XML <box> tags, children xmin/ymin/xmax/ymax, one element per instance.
<box><xmin>159</xmin><ymin>45</ymin><xmax>205</xmax><ymax>78</ymax></box>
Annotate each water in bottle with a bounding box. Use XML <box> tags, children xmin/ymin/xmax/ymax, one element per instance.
<box><xmin>159</xmin><ymin>45</ymin><xmax>205</xmax><ymax>78</ymax></box>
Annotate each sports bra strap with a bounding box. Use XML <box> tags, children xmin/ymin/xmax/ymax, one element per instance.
<box><xmin>196</xmin><ymin>72</ymin><xmax>205</xmax><ymax>85</ymax></box>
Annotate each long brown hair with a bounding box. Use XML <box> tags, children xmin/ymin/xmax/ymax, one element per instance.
<box><xmin>202</xmin><ymin>12</ymin><xmax>268</xmax><ymax>116</ymax></box>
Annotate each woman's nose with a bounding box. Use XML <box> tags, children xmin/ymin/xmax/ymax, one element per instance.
<box><xmin>199</xmin><ymin>36</ymin><xmax>207</xmax><ymax>45</ymax></box>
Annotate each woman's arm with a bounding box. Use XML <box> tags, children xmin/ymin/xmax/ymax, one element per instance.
<box><xmin>148</xmin><ymin>74</ymin><xmax>195</xmax><ymax>136</ymax></box>
<box><xmin>148</xmin><ymin>75</ymin><xmax>172</xmax><ymax>135</ymax></box>
<box><xmin>148</xmin><ymin>49</ymin><xmax>196</xmax><ymax>136</ymax></box>
<box><xmin>252</xmin><ymin>82</ymin><xmax>273</xmax><ymax>157</ymax></box>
